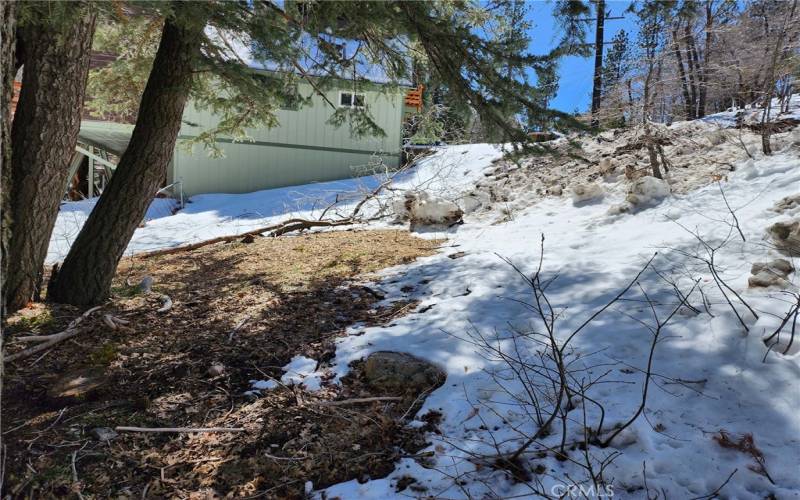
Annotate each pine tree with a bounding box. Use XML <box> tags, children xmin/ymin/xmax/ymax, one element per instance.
<box><xmin>49</xmin><ymin>0</ymin><xmax>579</xmax><ymax>305</ymax></box>
<box><xmin>5</xmin><ymin>1</ymin><xmax>97</xmax><ymax>312</ymax></box>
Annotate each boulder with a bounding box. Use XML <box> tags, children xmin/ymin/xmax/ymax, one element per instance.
<box><xmin>363</xmin><ymin>351</ymin><xmax>445</xmax><ymax>394</ymax></box>
<box><xmin>768</xmin><ymin>220</ymin><xmax>800</xmax><ymax>256</ymax></box>
<box><xmin>772</xmin><ymin>194</ymin><xmax>800</xmax><ymax>214</ymax></box>
<box><xmin>570</xmin><ymin>183</ymin><xmax>605</xmax><ymax>205</ymax></box>
<box><xmin>626</xmin><ymin>176</ymin><xmax>671</xmax><ymax>207</ymax></box>
<box><xmin>394</xmin><ymin>191</ymin><xmax>463</xmax><ymax>226</ymax></box>
<box><xmin>748</xmin><ymin>258</ymin><xmax>795</xmax><ymax>288</ymax></box>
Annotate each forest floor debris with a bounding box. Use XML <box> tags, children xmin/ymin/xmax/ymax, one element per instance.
<box><xmin>2</xmin><ymin>229</ymin><xmax>442</xmax><ymax>499</ymax></box>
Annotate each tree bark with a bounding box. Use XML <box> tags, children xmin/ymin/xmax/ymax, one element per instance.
<box><xmin>590</xmin><ymin>0</ymin><xmax>605</xmax><ymax>129</ymax></box>
<box><xmin>1</xmin><ymin>0</ymin><xmax>18</xmax><ymax>467</ymax></box>
<box><xmin>5</xmin><ymin>4</ymin><xmax>96</xmax><ymax>313</ymax></box>
<box><xmin>48</xmin><ymin>15</ymin><xmax>203</xmax><ymax>305</ymax></box>
<box><xmin>671</xmin><ymin>28</ymin><xmax>694</xmax><ymax>120</ymax></box>
<box><xmin>2</xmin><ymin>1</ymin><xmax>17</xmax><ymax>315</ymax></box>
<box><xmin>697</xmin><ymin>0</ymin><xmax>713</xmax><ymax>118</ymax></box>
<box><xmin>683</xmin><ymin>24</ymin><xmax>699</xmax><ymax>116</ymax></box>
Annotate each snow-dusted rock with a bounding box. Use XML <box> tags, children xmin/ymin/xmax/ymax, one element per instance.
<box><xmin>570</xmin><ymin>183</ymin><xmax>605</xmax><ymax>205</ymax></box>
<box><xmin>768</xmin><ymin>220</ymin><xmax>800</xmax><ymax>256</ymax></box>
<box><xmin>598</xmin><ymin>157</ymin><xmax>614</xmax><ymax>175</ymax></box>
<box><xmin>626</xmin><ymin>176</ymin><xmax>671</xmax><ymax>207</ymax></box>
<box><xmin>773</xmin><ymin>194</ymin><xmax>800</xmax><ymax>213</ymax></box>
<box><xmin>749</xmin><ymin>259</ymin><xmax>794</xmax><ymax>288</ymax></box>
<box><xmin>395</xmin><ymin>191</ymin><xmax>464</xmax><ymax>226</ymax></box>
<box><xmin>363</xmin><ymin>351</ymin><xmax>445</xmax><ymax>394</ymax></box>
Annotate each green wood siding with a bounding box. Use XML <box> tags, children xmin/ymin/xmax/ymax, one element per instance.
<box><xmin>173</xmin><ymin>82</ymin><xmax>405</xmax><ymax>196</ymax></box>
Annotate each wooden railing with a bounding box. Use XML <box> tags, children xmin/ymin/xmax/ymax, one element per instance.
<box><xmin>405</xmin><ymin>85</ymin><xmax>424</xmax><ymax>111</ymax></box>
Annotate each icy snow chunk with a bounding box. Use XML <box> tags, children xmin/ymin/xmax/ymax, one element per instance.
<box><xmin>281</xmin><ymin>355</ymin><xmax>323</xmax><ymax>390</ymax></box>
<box><xmin>626</xmin><ymin>176</ymin><xmax>671</xmax><ymax>207</ymax></box>
<box><xmin>570</xmin><ymin>183</ymin><xmax>605</xmax><ymax>205</ymax></box>
<box><xmin>250</xmin><ymin>379</ymin><xmax>279</xmax><ymax>391</ymax></box>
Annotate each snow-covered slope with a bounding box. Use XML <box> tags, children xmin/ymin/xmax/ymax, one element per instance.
<box><xmin>44</xmin><ymin>108</ymin><xmax>800</xmax><ymax>498</ymax></box>
<box><xmin>314</xmin><ymin>132</ymin><xmax>800</xmax><ymax>496</ymax></box>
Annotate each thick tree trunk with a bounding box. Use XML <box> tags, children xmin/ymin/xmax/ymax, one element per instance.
<box><xmin>2</xmin><ymin>1</ymin><xmax>17</xmax><ymax>315</ymax></box>
<box><xmin>5</xmin><ymin>4</ymin><xmax>96</xmax><ymax>313</ymax></box>
<box><xmin>48</xmin><ymin>16</ymin><xmax>203</xmax><ymax>306</ymax></box>
<box><xmin>590</xmin><ymin>0</ymin><xmax>605</xmax><ymax>129</ymax></box>
<box><xmin>1</xmin><ymin>0</ymin><xmax>18</xmax><ymax>466</ymax></box>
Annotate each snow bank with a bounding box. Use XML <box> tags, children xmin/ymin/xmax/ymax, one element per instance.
<box><xmin>321</xmin><ymin>145</ymin><xmax>800</xmax><ymax>499</ymax></box>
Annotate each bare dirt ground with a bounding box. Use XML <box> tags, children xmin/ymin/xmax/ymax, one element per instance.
<box><xmin>3</xmin><ymin>229</ymin><xmax>443</xmax><ymax>499</ymax></box>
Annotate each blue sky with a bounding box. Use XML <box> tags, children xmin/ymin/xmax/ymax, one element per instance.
<box><xmin>525</xmin><ymin>0</ymin><xmax>639</xmax><ymax>113</ymax></box>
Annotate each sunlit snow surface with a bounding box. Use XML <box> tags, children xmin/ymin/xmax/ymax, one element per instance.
<box><xmin>46</xmin><ymin>107</ymin><xmax>800</xmax><ymax>498</ymax></box>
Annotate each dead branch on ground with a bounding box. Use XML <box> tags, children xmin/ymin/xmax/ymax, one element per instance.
<box><xmin>4</xmin><ymin>306</ymin><xmax>103</xmax><ymax>363</ymax></box>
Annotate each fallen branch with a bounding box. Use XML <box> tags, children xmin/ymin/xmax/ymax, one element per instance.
<box><xmin>139</xmin><ymin>169</ymin><xmax>398</xmax><ymax>258</ymax></box>
<box><xmin>315</xmin><ymin>396</ymin><xmax>403</xmax><ymax>407</ymax></box>
<box><xmin>115</xmin><ymin>426</ymin><xmax>245</xmax><ymax>433</ymax></box>
<box><xmin>5</xmin><ymin>306</ymin><xmax>103</xmax><ymax>363</ymax></box>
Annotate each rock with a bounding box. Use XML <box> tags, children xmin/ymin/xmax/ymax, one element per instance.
<box><xmin>363</xmin><ymin>351</ymin><xmax>445</xmax><ymax>394</ymax></box>
<box><xmin>598</xmin><ymin>158</ymin><xmax>614</xmax><ymax>175</ymax></box>
<box><xmin>90</xmin><ymin>427</ymin><xmax>118</xmax><ymax>442</ymax></box>
<box><xmin>626</xmin><ymin>176</ymin><xmax>671</xmax><ymax>207</ymax></box>
<box><xmin>768</xmin><ymin>220</ymin><xmax>800</xmax><ymax>256</ymax></box>
<box><xmin>47</xmin><ymin>367</ymin><xmax>109</xmax><ymax>403</ymax></box>
<box><xmin>547</xmin><ymin>185</ymin><xmax>563</xmax><ymax>196</ymax></box>
<box><xmin>748</xmin><ymin>271</ymin><xmax>790</xmax><ymax>288</ymax></box>
<box><xmin>208</xmin><ymin>363</ymin><xmax>225</xmax><ymax>377</ymax></box>
<box><xmin>773</xmin><ymin>194</ymin><xmax>800</xmax><ymax>213</ymax></box>
<box><xmin>570</xmin><ymin>183</ymin><xmax>605</xmax><ymax>205</ymax></box>
<box><xmin>751</xmin><ymin>259</ymin><xmax>794</xmax><ymax>276</ymax></box>
<box><xmin>138</xmin><ymin>275</ymin><xmax>154</xmax><ymax>293</ymax></box>
<box><xmin>748</xmin><ymin>258</ymin><xmax>795</xmax><ymax>288</ymax></box>
<box><xmin>398</xmin><ymin>191</ymin><xmax>463</xmax><ymax>226</ymax></box>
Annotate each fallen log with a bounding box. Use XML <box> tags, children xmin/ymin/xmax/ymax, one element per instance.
<box><xmin>140</xmin><ymin>217</ymin><xmax>362</xmax><ymax>258</ymax></box>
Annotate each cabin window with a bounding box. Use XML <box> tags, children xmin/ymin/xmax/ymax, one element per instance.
<box><xmin>339</xmin><ymin>91</ymin><xmax>365</xmax><ymax>108</ymax></box>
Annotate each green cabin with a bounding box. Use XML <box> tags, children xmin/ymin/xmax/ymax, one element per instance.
<box><xmin>75</xmin><ymin>77</ymin><xmax>415</xmax><ymax>199</ymax></box>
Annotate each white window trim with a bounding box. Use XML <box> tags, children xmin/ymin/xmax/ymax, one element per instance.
<box><xmin>338</xmin><ymin>91</ymin><xmax>366</xmax><ymax>109</ymax></box>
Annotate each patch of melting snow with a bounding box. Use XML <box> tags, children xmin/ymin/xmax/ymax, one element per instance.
<box><xmin>246</xmin><ymin>355</ymin><xmax>323</xmax><ymax>395</ymax></box>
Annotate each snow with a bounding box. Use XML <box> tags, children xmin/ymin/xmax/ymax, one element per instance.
<box><xmin>246</xmin><ymin>355</ymin><xmax>326</xmax><ymax>393</ymax></box>
<box><xmin>702</xmin><ymin>94</ymin><xmax>800</xmax><ymax>128</ymax></box>
<box><xmin>316</xmin><ymin>132</ymin><xmax>800</xmax><ymax>495</ymax></box>
<box><xmin>43</xmin><ymin>99</ymin><xmax>800</xmax><ymax>498</ymax></box>
<box><xmin>46</xmin><ymin>143</ymin><xmax>504</xmax><ymax>263</ymax></box>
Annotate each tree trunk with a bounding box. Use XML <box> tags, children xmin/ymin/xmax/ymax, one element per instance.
<box><xmin>683</xmin><ymin>24</ymin><xmax>699</xmax><ymax>116</ymax></box>
<box><xmin>671</xmin><ymin>29</ymin><xmax>694</xmax><ymax>120</ymax></box>
<box><xmin>760</xmin><ymin>0</ymin><xmax>797</xmax><ymax>155</ymax></box>
<box><xmin>1</xmin><ymin>0</ymin><xmax>18</xmax><ymax>464</ymax></box>
<box><xmin>5</xmin><ymin>4</ymin><xmax>96</xmax><ymax>313</ymax></box>
<box><xmin>590</xmin><ymin>0</ymin><xmax>605</xmax><ymax>129</ymax></box>
<box><xmin>2</xmin><ymin>0</ymin><xmax>17</xmax><ymax>316</ymax></box>
<box><xmin>48</xmin><ymin>16</ymin><xmax>203</xmax><ymax>306</ymax></box>
<box><xmin>696</xmin><ymin>0</ymin><xmax>713</xmax><ymax>118</ymax></box>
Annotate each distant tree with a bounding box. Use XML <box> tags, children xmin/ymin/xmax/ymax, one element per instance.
<box><xmin>599</xmin><ymin>29</ymin><xmax>630</xmax><ymax>127</ymax></box>
<box><xmin>632</xmin><ymin>0</ymin><xmax>669</xmax><ymax>178</ymax></box>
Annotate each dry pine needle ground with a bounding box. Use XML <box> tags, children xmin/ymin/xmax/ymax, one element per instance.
<box><xmin>3</xmin><ymin>229</ymin><xmax>443</xmax><ymax>499</ymax></box>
